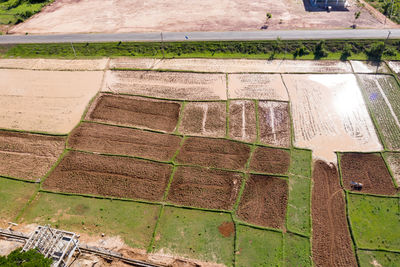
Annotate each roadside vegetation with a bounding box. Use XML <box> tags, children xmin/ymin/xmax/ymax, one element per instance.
<box><xmin>365</xmin><ymin>0</ymin><xmax>400</xmax><ymax>24</ymax></box>
<box><xmin>0</xmin><ymin>0</ymin><xmax>51</xmax><ymax>25</ymax></box>
<box><xmin>2</xmin><ymin>39</ymin><xmax>400</xmax><ymax>61</ymax></box>
<box><xmin>0</xmin><ymin>248</ymin><xmax>52</xmax><ymax>266</ymax></box>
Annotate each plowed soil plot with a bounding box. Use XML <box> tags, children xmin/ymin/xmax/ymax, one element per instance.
<box><xmin>312</xmin><ymin>161</ymin><xmax>357</xmax><ymax>267</ymax></box>
<box><xmin>386</xmin><ymin>152</ymin><xmax>400</xmax><ymax>186</ymax></box>
<box><xmin>228</xmin><ymin>100</ymin><xmax>257</xmax><ymax>143</ymax></box>
<box><xmin>0</xmin><ymin>59</ymin><xmax>108</xmax><ymax>71</ymax></box>
<box><xmin>86</xmin><ymin>94</ymin><xmax>180</xmax><ymax>132</ymax></box>
<box><xmin>237</xmin><ymin>175</ymin><xmax>288</xmax><ymax>229</ymax></box>
<box><xmin>284</xmin><ymin>74</ymin><xmax>382</xmax><ymax>163</ymax></box>
<box><xmin>43</xmin><ymin>151</ymin><xmax>172</xmax><ymax>201</ymax></box>
<box><xmin>68</xmin><ymin>122</ymin><xmax>181</xmax><ymax>162</ymax></box>
<box><xmin>258</xmin><ymin>101</ymin><xmax>291</xmax><ymax>148</ymax></box>
<box><xmin>0</xmin><ymin>131</ymin><xmax>64</xmax><ymax>180</ymax></box>
<box><xmin>102</xmin><ymin>71</ymin><xmax>226</xmax><ymax>100</ymax></box>
<box><xmin>175</xmin><ymin>137</ymin><xmax>251</xmax><ymax>170</ymax></box>
<box><xmin>250</xmin><ymin>146</ymin><xmax>290</xmax><ymax>175</ymax></box>
<box><xmin>340</xmin><ymin>153</ymin><xmax>397</xmax><ymax>195</ymax></box>
<box><xmin>167</xmin><ymin>166</ymin><xmax>242</xmax><ymax>210</ymax></box>
<box><xmin>179</xmin><ymin>102</ymin><xmax>226</xmax><ymax>137</ymax></box>
<box><xmin>228</xmin><ymin>74</ymin><xmax>288</xmax><ymax>101</ymax></box>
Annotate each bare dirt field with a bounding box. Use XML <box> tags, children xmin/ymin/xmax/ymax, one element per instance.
<box><xmin>86</xmin><ymin>94</ymin><xmax>181</xmax><ymax>133</ymax></box>
<box><xmin>228</xmin><ymin>74</ymin><xmax>288</xmax><ymax>101</ymax></box>
<box><xmin>179</xmin><ymin>102</ymin><xmax>226</xmax><ymax>138</ymax></box>
<box><xmin>175</xmin><ymin>137</ymin><xmax>251</xmax><ymax>170</ymax></box>
<box><xmin>110</xmin><ymin>58</ymin><xmax>353</xmax><ymax>74</ymax></box>
<box><xmin>68</xmin><ymin>122</ymin><xmax>182</xmax><ymax>162</ymax></box>
<box><xmin>312</xmin><ymin>160</ymin><xmax>357</xmax><ymax>267</ymax></box>
<box><xmin>284</xmin><ymin>74</ymin><xmax>382</xmax><ymax>163</ymax></box>
<box><xmin>0</xmin><ymin>131</ymin><xmax>65</xmax><ymax>180</ymax></box>
<box><xmin>340</xmin><ymin>153</ymin><xmax>397</xmax><ymax>195</ymax></box>
<box><xmin>166</xmin><ymin>166</ymin><xmax>243</xmax><ymax>210</ymax></box>
<box><xmin>0</xmin><ymin>69</ymin><xmax>103</xmax><ymax>134</ymax></box>
<box><xmin>102</xmin><ymin>71</ymin><xmax>226</xmax><ymax>100</ymax></box>
<box><xmin>43</xmin><ymin>151</ymin><xmax>173</xmax><ymax>201</ymax></box>
<box><xmin>350</xmin><ymin>61</ymin><xmax>389</xmax><ymax>73</ymax></box>
<box><xmin>388</xmin><ymin>61</ymin><xmax>400</xmax><ymax>74</ymax></box>
<box><xmin>258</xmin><ymin>101</ymin><xmax>291</xmax><ymax>148</ymax></box>
<box><xmin>228</xmin><ymin>100</ymin><xmax>257</xmax><ymax>143</ymax></box>
<box><xmin>250</xmin><ymin>146</ymin><xmax>290</xmax><ymax>175</ymax></box>
<box><xmin>237</xmin><ymin>175</ymin><xmax>288</xmax><ymax>229</ymax></box>
<box><xmin>9</xmin><ymin>0</ymin><xmax>392</xmax><ymax>35</ymax></box>
<box><xmin>386</xmin><ymin>152</ymin><xmax>400</xmax><ymax>186</ymax></box>
<box><xmin>0</xmin><ymin>58</ymin><xmax>108</xmax><ymax>71</ymax></box>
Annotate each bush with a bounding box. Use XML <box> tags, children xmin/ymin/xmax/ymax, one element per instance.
<box><xmin>341</xmin><ymin>43</ymin><xmax>352</xmax><ymax>60</ymax></box>
<box><xmin>366</xmin><ymin>41</ymin><xmax>385</xmax><ymax>60</ymax></box>
<box><xmin>293</xmin><ymin>44</ymin><xmax>310</xmax><ymax>58</ymax></box>
<box><xmin>0</xmin><ymin>248</ymin><xmax>52</xmax><ymax>267</ymax></box>
<box><xmin>314</xmin><ymin>40</ymin><xmax>328</xmax><ymax>58</ymax></box>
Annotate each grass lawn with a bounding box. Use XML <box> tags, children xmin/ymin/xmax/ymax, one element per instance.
<box><xmin>153</xmin><ymin>207</ymin><xmax>234</xmax><ymax>266</ymax></box>
<box><xmin>0</xmin><ymin>178</ymin><xmax>37</xmax><ymax>225</ymax></box>
<box><xmin>235</xmin><ymin>225</ymin><xmax>283</xmax><ymax>267</ymax></box>
<box><xmin>289</xmin><ymin>149</ymin><xmax>312</xmax><ymax>178</ymax></box>
<box><xmin>286</xmin><ymin>175</ymin><xmax>311</xmax><ymax>236</ymax></box>
<box><xmin>284</xmin><ymin>233</ymin><xmax>312</xmax><ymax>267</ymax></box>
<box><xmin>358</xmin><ymin>249</ymin><xmax>400</xmax><ymax>267</ymax></box>
<box><xmin>19</xmin><ymin>192</ymin><xmax>160</xmax><ymax>249</ymax></box>
<box><xmin>348</xmin><ymin>193</ymin><xmax>400</xmax><ymax>251</ymax></box>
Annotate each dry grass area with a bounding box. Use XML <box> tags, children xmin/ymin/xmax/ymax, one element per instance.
<box><xmin>9</xmin><ymin>0</ymin><xmax>394</xmax><ymax>34</ymax></box>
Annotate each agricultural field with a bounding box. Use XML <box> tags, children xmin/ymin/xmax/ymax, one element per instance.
<box><xmin>0</xmin><ymin>58</ymin><xmax>400</xmax><ymax>266</ymax></box>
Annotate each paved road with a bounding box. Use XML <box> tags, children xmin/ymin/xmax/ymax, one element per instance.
<box><xmin>0</xmin><ymin>29</ymin><xmax>399</xmax><ymax>44</ymax></box>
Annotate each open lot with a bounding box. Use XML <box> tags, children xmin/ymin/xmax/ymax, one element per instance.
<box><xmin>9</xmin><ymin>0</ymin><xmax>391</xmax><ymax>34</ymax></box>
<box><xmin>228</xmin><ymin>100</ymin><xmax>257</xmax><ymax>143</ymax></box>
<box><xmin>249</xmin><ymin>146</ymin><xmax>290</xmax><ymax>175</ymax></box>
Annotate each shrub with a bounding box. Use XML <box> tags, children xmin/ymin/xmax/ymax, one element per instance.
<box><xmin>366</xmin><ymin>41</ymin><xmax>385</xmax><ymax>60</ymax></box>
<box><xmin>314</xmin><ymin>40</ymin><xmax>328</xmax><ymax>58</ymax></box>
<box><xmin>0</xmin><ymin>248</ymin><xmax>52</xmax><ymax>266</ymax></box>
<box><xmin>341</xmin><ymin>43</ymin><xmax>352</xmax><ymax>60</ymax></box>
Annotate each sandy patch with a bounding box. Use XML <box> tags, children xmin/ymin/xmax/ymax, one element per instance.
<box><xmin>228</xmin><ymin>74</ymin><xmax>288</xmax><ymax>101</ymax></box>
<box><xmin>388</xmin><ymin>61</ymin><xmax>400</xmax><ymax>74</ymax></box>
<box><xmin>102</xmin><ymin>70</ymin><xmax>226</xmax><ymax>100</ymax></box>
<box><xmin>351</xmin><ymin>61</ymin><xmax>389</xmax><ymax>73</ymax></box>
<box><xmin>110</xmin><ymin>58</ymin><xmax>353</xmax><ymax>74</ymax></box>
<box><xmin>0</xmin><ymin>240</ymin><xmax>23</xmax><ymax>256</ymax></box>
<box><xmin>284</xmin><ymin>74</ymin><xmax>382</xmax><ymax>163</ymax></box>
<box><xmin>0</xmin><ymin>69</ymin><xmax>103</xmax><ymax>134</ymax></box>
<box><xmin>9</xmin><ymin>0</ymin><xmax>390</xmax><ymax>35</ymax></box>
<box><xmin>386</xmin><ymin>152</ymin><xmax>400</xmax><ymax>187</ymax></box>
<box><xmin>0</xmin><ymin>58</ymin><xmax>108</xmax><ymax>71</ymax></box>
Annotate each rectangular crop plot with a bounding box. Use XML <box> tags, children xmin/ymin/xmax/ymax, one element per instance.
<box><xmin>385</xmin><ymin>152</ymin><xmax>400</xmax><ymax>187</ymax></box>
<box><xmin>228</xmin><ymin>100</ymin><xmax>257</xmax><ymax>143</ymax></box>
<box><xmin>86</xmin><ymin>94</ymin><xmax>181</xmax><ymax>133</ymax></box>
<box><xmin>258</xmin><ymin>101</ymin><xmax>291</xmax><ymax>147</ymax></box>
<box><xmin>350</xmin><ymin>61</ymin><xmax>389</xmax><ymax>74</ymax></box>
<box><xmin>250</xmin><ymin>146</ymin><xmax>290</xmax><ymax>175</ymax></box>
<box><xmin>237</xmin><ymin>175</ymin><xmax>288</xmax><ymax>229</ymax></box>
<box><xmin>167</xmin><ymin>166</ymin><xmax>243</xmax><ymax>210</ymax></box>
<box><xmin>340</xmin><ymin>153</ymin><xmax>397</xmax><ymax>195</ymax></box>
<box><xmin>284</xmin><ymin>74</ymin><xmax>382</xmax><ymax>163</ymax></box>
<box><xmin>43</xmin><ymin>151</ymin><xmax>172</xmax><ymax>201</ymax></box>
<box><xmin>102</xmin><ymin>70</ymin><xmax>227</xmax><ymax>100</ymax></box>
<box><xmin>68</xmin><ymin>122</ymin><xmax>181</xmax><ymax>162</ymax></box>
<box><xmin>228</xmin><ymin>74</ymin><xmax>288</xmax><ymax>101</ymax></box>
<box><xmin>287</xmin><ymin>175</ymin><xmax>311</xmax><ymax>235</ymax></box>
<box><xmin>284</xmin><ymin>234</ymin><xmax>312</xmax><ymax>267</ymax></box>
<box><xmin>179</xmin><ymin>102</ymin><xmax>226</xmax><ymax>138</ymax></box>
<box><xmin>0</xmin><ymin>131</ymin><xmax>65</xmax><ymax>181</ymax></box>
<box><xmin>358</xmin><ymin>74</ymin><xmax>400</xmax><ymax>150</ymax></box>
<box><xmin>176</xmin><ymin>137</ymin><xmax>251</xmax><ymax>170</ymax></box>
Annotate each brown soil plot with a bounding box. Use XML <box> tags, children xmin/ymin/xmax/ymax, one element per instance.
<box><xmin>228</xmin><ymin>100</ymin><xmax>257</xmax><ymax>143</ymax></box>
<box><xmin>312</xmin><ymin>160</ymin><xmax>357</xmax><ymax>267</ymax></box>
<box><xmin>43</xmin><ymin>151</ymin><xmax>172</xmax><ymax>201</ymax></box>
<box><xmin>237</xmin><ymin>175</ymin><xmax>288</xmax><ymax>229</ymax></box>
<box><xmin>68</xmin><ymin>122</ymin><xmax>181</xmax><ymax>162</ymax></box>
<box><xmin>175</xmin><ymin>137</ymin><xmax>251</xmax><ymax>170</ymax></box>
<box><xmin>167</xmin><ymin>166</ymin><xmax>242</xmax><ymax>210</ymax></box>
<box><xmin>179</xmin><ymin>102</ymin><xmax>226</xmax><ymax>138</ymax></box>
<box><xmin>340</xmin><ymin>153</ymin><xmax>397</xmax><ymax>195</ymax></box>
<box><xmin>0</xmin><ymin>131</ymin><xmax>65</xmax><ymax>180</ymax></box>
<box><xmin>86</xmin><ymin>94</ymin><xmax>181</xmax><ymax>133</ymax></box>
<box><xmin>250</xmin><ymin>146</ymin><xmax>290</xmax><ymax>175</ymax></box>
<box><xmin>218</xmin><ymin>222</ymin><xmax>235</xmax><ymax>237</ymax></box>
<box><xmin>102</xmin><ymin>71</ymin><xmax>226</xmax><ymax>100</ymax></box>
<box><xmin>258</xmin><ymin>101</ymin><xmax>291</xmax><ymax>148</ymax></box>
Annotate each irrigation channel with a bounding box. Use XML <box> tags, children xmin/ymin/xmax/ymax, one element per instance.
<box><xmin>0</xmin><ymin>228</ymin><xmax>162</xmax><ymax>267</ymax></box>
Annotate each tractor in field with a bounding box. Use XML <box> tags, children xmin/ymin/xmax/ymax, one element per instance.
<box><xmin>350</xmin><ymin>181</ymin><xmax>363</xmax><ymax>191</ymax></box>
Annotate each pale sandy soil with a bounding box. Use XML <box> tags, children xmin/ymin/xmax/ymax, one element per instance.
<box><xmin>388</xmin><ymin>61</ymin><xmax>400</xmax><ymax>73</ymax></box>
<box><xmin>284</xmin><ymin>74</ymin><xmax>382</xmax><ymax>162</ymax></box>
<box><xmin>110</xmin><ymin>58</ymin><xmax>353</xmax><ymax>73</ymax></box>
<box><xmin>350</xmin><ymin>60</ymin><xmax>389</xmax><ymax>73</ymax></box>
<box><xmin>9</xmin><ymin>0</ymin><xmax>395</xmax><ymax>35</ymax></box>
<box><xmin>385</xmin><ymin>153</ymin><xmax>400</xmax><ymax>186</ymax></box>
<box><xmin>0</xmin><ymin>58</ymin><xmax>109</xmax><ymax>71</ymax></box>
<box><xmin>228</xmin><ymin>74</ymin><xmax>288</xmax><ymax>100</ymax></box>
<box><xmin>102</xmin><ymin>70</ymin><xmax>227</xmax><ymax>100</ymax></box>
<box><xmin>0</xmin><ymin>69</ymin><xmax>103</xmax><ymax>134</ymax></box>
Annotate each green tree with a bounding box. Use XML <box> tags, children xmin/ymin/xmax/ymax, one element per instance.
<box><xmin>341</xmin><ymin>43</ymin><xmax>352</xmax><ymax>60</ymax></box>
<box><xmin>366</xmin><ymin>41</ymin><xmax>385</xmax><ymax>60</ymax></box>
<box><xmin>0</xmin><ymin>248</ymin><xmax>52</xmax><ymax>267</ymax></box>
<box><xmin>314</xmin><ymin>40</ymin><xmax>328</xmax><ymax>59</ymax></box>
